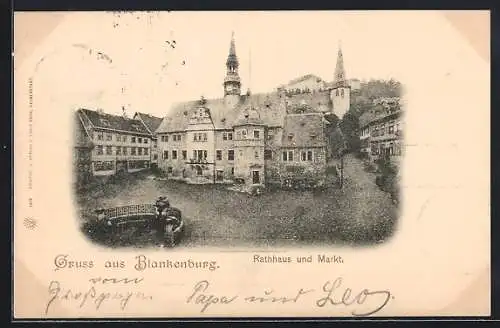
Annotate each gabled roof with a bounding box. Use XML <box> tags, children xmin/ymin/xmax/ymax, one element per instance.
<box><xmin>156</xmin><ymin>92</ymin><xmax>288</xmax><ymax>133</ymax></box>
<box><xmin>78</xmin><ymin>108</ymin><xmax>150</xmax><ymax>135</ymax></box>
<box><xmin>134</xmin><ymin>112</ymin><xmax>163</xmax><ymax>134</ymax></box>
<box><xmin>281</xmin><ymin>113</ymin><xmax>326</xmax><ymax>148</ymax></box>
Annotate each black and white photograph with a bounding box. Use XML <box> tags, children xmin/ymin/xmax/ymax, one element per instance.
<box><xmin>14</xmin><ymin>10</ymin><xmax>489</xmax><ymax>318</ymax></box>
<box><xmin>71</xmin><ymin>12</ymin><xmax>404</xmax><ymax>249</ymax></box>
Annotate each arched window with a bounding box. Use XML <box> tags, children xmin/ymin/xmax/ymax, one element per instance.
<box><xmin>341</xmin><ymin>89</ymin><xmax>344</xmax><ymax>97</ymax></box>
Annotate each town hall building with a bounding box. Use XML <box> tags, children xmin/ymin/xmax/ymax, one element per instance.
<box><xmin>155</xmin><ymin>33</ymin><xmax>353</xmax><ymax>186</ymax></box>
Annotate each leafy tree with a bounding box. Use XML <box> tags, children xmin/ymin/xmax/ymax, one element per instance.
<box><xmin>339</xmin><ymin>112</ymin><xmax>360</xmax><ymax>153</ymax></box>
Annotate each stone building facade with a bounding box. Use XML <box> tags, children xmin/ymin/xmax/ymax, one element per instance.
<box><xmin>155</xmin><ymin>33</ymin><xmax>351</xmax><ymax>186</ymax></box>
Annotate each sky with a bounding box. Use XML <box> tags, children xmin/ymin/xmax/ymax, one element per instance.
<box><xmin>19</xmin><ymin>11</ymin><xmax>488</xmax><ymax>119</ymax></box>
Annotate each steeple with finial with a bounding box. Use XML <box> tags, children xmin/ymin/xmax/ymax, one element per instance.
<box><xmin>334</xmin><ymin>41</ymin><xmax>347</xmax><ymax>88</ymax></box>
<box><xmin>330</xmin><ymin>41</ymin><xmax>351</xmax><ymax>118</ymax></box>
<box><xmin>223</xmin><ymin>31</ymin><xmax>241</xmax><ymax>97</ymax></box>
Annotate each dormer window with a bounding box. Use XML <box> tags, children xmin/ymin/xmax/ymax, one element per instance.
<box><xmin>241</xmin><ymin>129</ymin><xmax>247</xmax><ymax>138</ymax></box>
<box><xmin>288</xmin><ymin>133</ymin><xmax>294</xmax><ymax>141</ymax></box>
<box><xmin>100</xmin><ymin>119</ymin><xmax>110</xmax><ymax>127</ymax></box>
<box><xmin>310</xmin><ymin>133</ymin><xmax>317</xmax><ymax>140</ymax></box>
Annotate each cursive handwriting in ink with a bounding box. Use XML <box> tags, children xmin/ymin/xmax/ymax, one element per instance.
<box><xmin>88</xmin><ymin>277</ymin><xmax>144</xmax><ymax>285</ymax></box>
<box><xmin>245</xmin><ymin>288</ymin><xmax>314</xmax><ymax>304</ymax></box>
<box><xmin>186</xmin><ymin>280</ymin><xmax>238</xmax><ymax>313</ymax></box>
<box><xmin>315</xmin><ymin>277</ymin><xmax>392</xmax><ymax>316</ymax></box>
<box><xmin>45</xmin><ymin>281</ymin><xmax>152</xmax><ymax>315</ymax></box>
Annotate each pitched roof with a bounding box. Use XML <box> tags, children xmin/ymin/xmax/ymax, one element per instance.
<box><xmin>78</xmin><ymin>108</ymin><xmax>150</xmax><ymax>135</ymax></box>
<box><xmin>156</xmin><ymin>92</ymin><xmax>288</xmax><ymax>133</ymax></box>
<box><xmin>134</xmin><ymin>112</ymin><xmax>163</xmax><ymax>134</ymax></box>
<box><xmin>287</xmin><ymin>74</ymin><xmax>323</xmax><ymax>85</ymax></box>
<box><xmin>284</xmin><ymin>90</ymin><xmax>333</xmax><ymax>113</ymax></box>
<box><xmin>359</xmin><ymin>104</ymin><xmax>402</xmax><ymax>128</ymax></box>
<box><xmin>281</xmin><ymin>113</ymin><xmax>326</xmax><ymax>148</ymax></box>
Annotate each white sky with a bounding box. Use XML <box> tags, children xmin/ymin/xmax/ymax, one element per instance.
<box><xmin>22</xmin><ymin>11</ymin><xmax>487</xmax><ymax>118</ymax></box>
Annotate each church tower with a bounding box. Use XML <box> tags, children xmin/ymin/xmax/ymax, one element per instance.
<box><xmin>330</xmin><ymin>45</ymin><xmax>350</xmax><ymax>118</ymax></box>
<box><xmin>223</xmin><ymin>32</ymin><xmax>242</xmax><ymax>107</ymax></box>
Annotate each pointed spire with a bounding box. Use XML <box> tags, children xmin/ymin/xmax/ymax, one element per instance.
<box><xmin>334</xmin><ymin>43</ymin><xmax>346</xmax><ymax>86</ymax></box>
<box><xmin>226</xmin><ymin>31</ymin><xmax>238</xmax><ymax>68</ymax></box>
<box><xmin>224</xmin><ymin>31</ymin><xmax>241</xmax><ymax>97</ymax></box>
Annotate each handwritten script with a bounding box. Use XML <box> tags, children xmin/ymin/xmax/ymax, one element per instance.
<box><xmin>45</xmin><ymin>277</ymin><xmax>152</xmax><ymax>315</ymax></box>
<box><xmin>186</xmin><ymin>278</ymin><xmax>393</xmax><ymax>316</ymax></box>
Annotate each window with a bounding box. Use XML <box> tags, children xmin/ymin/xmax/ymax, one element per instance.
<box><xmin>216</xmin><ymin>150</ymin><xmax>222</xmax><ymax>161</ymax></box>
<box><xmin>138</xmin><ymin>148</ymin><xmax>143</xmax><ymax>156</ymax></box>
<box><xmin>267</xmin><ymin>130</ymin><xmax>274</xmax><ymax>140</ymax></box>
<box><xmin>231</xmin><ymin>167</ymin><xmax>234</xmax><ymax>176</ymax></box>
<box><xmin>182</xmin><ymin>150</ymin><xmax>187</xmax><ymax>160</ymax></box>
<box><xmin>228</xmin><ymin>150</ymin><xmax>234</xmax><ymax>161</ymax></box>
<box><xmin>106</xmin><ymin>134</ymin><xmax>112</xmax><ymax>141</ymax></box>
<box><xmin>301</xmin><ymin>151</ymin><xmax>307</xmax><ymax>161</ymax></box>
<box><xmin>388</xmin><ymin>125</ymin><xmax>394</xmax><ymax>134</ymax></box>
<box><xmin>131</xmin><ymin>137</ymin><xmax>136</xmax><ymax>143</ymax></box>
<box><xmin>116</xmin><ymin>135</ymin><xmax>121</xmax><ymax>142</ymax></box>
<box><xmin>223</xmin><ymin>133</ymin><xmax>227</xmax><ymax>140</ymax></box>
<box><xmin>264</xmin><ymin>149</ymin><xmax>272</xmax><ymax>160</ymax></box>
<box><xmin>172</xmin><ymin>150</ymin><xmax>177</xmax><ymax>160</ymax></box>
<box><xmin>106</xmin><ymin>146</ymin><xmax>112</xmax><ymax>155</ymax></box>
<box><xmin>203</xmin><ymin>133</ymin><xmax>207</xmax><ymax>141</ymax></box>
<box><xmin>96</xmin><ymin>145</ymin><xmax>103</xmax><ymax>155</ymax></box>
<box><xmin>164</xmin><ymin>151</ymin><xmax>169</xmax><ymax>159</ymax></box>
<box><xmin>168</xmin><ymin>167</ymin><xmax>173</xmax><ymax>174</ymax></box>
<box><xmin>144</xmin><ymin>139</ymin><xmax>148</xmax><ymax>144</ymax></box>
<box><xmin>116</xmin><ymin>146</ymin><xmax>122</xmax><ymax>155</ymax></box>
<box><xmin>228</xmin><ymin>132</ymin><xmax>233</xmax><ymax>140</ymax></box>
<box><xmin>97</xmin><ymin>132</ymin><xmax>104</xmax><ymax>141</ymax></box>
<box><xmin>288</xmin><ymin>133</ymin><xmax>294</xmax><ymax>141</ymax></box>
<box><xmin>284</xmin><ymin>150</ymin><xmax>293</xmax><ymax>161</ymax></box>
<box><xmin>255</xmin><ymin>151</ymin><xmax>259</xmax><ymax>159</ymax></box>
<box><xmin>236</xmin><ymin>131</ymin><xmax>241</xmax><ymax>139</ymax></box>
<box><xmin>123</xmin><ymin>147</ymin><xmax>127</xmax><ymax>155</ymax></box>
<box><xmin>153</xmin><ymin>154</ymin><xmax>158</xmax><ymax>160</ymax></box>
<box><xmin>138</xmin><ymin>137</ymin><xmax>142</xmax><ymax>143</ymax></box>
<box><xmin>307</xmin><ymin>150</ymin><xmax>313</xmax><ymax>161</ymax></box>
<box><xmin>241</xmin><ymin>130</ymin><xmax>247</xmax><ymax>138</ymax></box>
<box><xmin>254</xmin><ymin>130</ymin><xmax>260</xmax><ymax>139</ymax></box>
<box><xmin>336</xmin><ymin>89</ymin><xmax>339</xmax><ymax>96</ymax></box>
<box><xmin>216</xmin><ymin>170</ymin><xmax>224</xmax><ymax>181</ymax></box>
<box><xmin>144</xmin><ymin>148</ymin><xmax>148</xmax><ymax>155</ymax></box>
<box><xmin>310</xmin><ymin>134</ymin><xmax>317</xmax><ymax>140</ymax></box>
<box><xmin>131</xmin><ymin>147</ymin><xmax>137</xmax><ymax>155</ymax></box>
<box><xmin>122</xmin><ymin>136</ymin><xmax>127</xmax><ymax>143</ymax></box>
<box><xmin>282</xmin><ymin>151</ymin><xmax>287</xmax><ymax>161</ymax></box>
<box><xmin>161</xmin><ymin>136</ymin><xmax>165</xmax><ymax>142</ymax></box>
<box><xmin>193</xmin><ymin>134</ymin><xmax>197</xmax><ymax>141</ymax></box>
<box><xmin>341</xmin><ymin>89</ymin><xmax>344</xmax><ymax>97</ymax></box>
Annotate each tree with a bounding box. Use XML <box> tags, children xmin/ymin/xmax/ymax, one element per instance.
<box><xmin>339</xmin><ymin>112</ymin><xmax>360</xmax><ymax>153</ymax></box>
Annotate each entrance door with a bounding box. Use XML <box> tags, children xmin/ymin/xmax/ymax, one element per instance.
<box><xmin>216</xmin><ymin>170</ymin><xmax>224</xmax><ymax>181</ymax></box>
<box><xmin>252</xmin><ymin>170</ymin><xmax>260</xmax><ymax>184</ymax></box>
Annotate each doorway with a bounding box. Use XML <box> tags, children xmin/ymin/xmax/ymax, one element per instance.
<box><xmin>252</xmin><ymin>170</ymin><xmax>260</xmax><ymax>184</ymax></box>
<box><xmin>216</xmin><ymin>170</ymin><xmax>224</xmax><ymax>181</ymax></box>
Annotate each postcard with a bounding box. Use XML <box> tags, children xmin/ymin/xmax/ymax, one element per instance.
<box><xmin>13</xmin><ymin>10</ymin><xmax>490</xmax><ymax>318</ymax></box>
